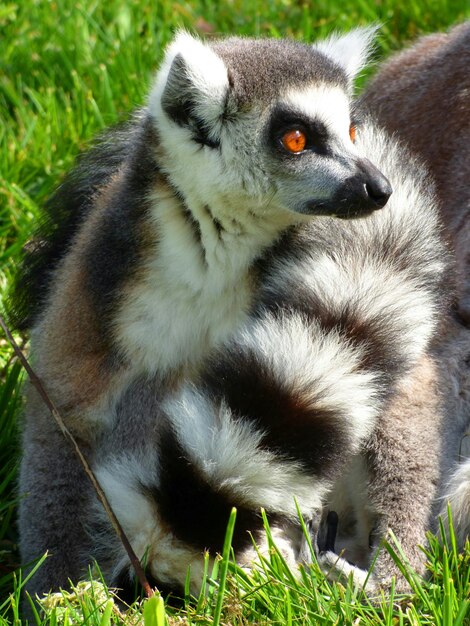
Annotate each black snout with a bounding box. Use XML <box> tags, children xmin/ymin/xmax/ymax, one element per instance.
<box><xmin>334</xmin><ymin>158</ymin><xmax>392</xmax><ymax>219</ymax></box>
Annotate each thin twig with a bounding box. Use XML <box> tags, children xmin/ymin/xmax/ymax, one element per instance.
<box><xmin>0</xmin><ymin>334</ymin><xmax>27</xmax><ymax>376</ymax></box>
<box><xmin>0</xmin><ymin>314</ymin><xmax>154</xmax><ymax>599</ymax></box>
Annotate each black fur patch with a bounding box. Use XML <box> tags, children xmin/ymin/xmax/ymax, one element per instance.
<box><xmin>151</xmin><ymin>428</ymin><xmax>267</xmax><ymax>555</ymax></box>
<box><xmin>202</xmin><ymin>341</ymin><xmax>351</xmax><ymax>479</ymax></box>
<box><xmin>82</xmin><ymin>116</ymin><xmax>159</xmax><ymax>343</ymax></box>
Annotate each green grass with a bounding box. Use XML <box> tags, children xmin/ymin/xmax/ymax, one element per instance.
<box><xmin>1</xmin><ymin>0</ymin><xmax>469</xmax><ymax>624</ymax></box>
<box><xmin>1</xmin><ymin>509</ymin><xmax>469</xmax><ymax>626</ymax></box>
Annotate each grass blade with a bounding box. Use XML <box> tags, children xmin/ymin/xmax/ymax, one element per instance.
<box><xmin>212</xmin><ymin>507</ymin><xmax>237</xmax><ymax>626</ymax></box>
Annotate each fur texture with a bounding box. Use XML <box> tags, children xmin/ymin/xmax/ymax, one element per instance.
<box><xmin>13</xmin><ymin>30</ymin><xmax>450</xmax><ymax>599</ymax></box>
<box><xmin>361</xmin><ymin>21</ymin><xmax>470</xmax><ymax>552</ymax></box>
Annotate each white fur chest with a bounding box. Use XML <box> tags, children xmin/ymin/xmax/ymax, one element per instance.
<box><xmin>115</xmin><ymin>272</ymin><xmax>252</xmax><ymax>377</ymax></box>
<box><xmin>113</xmin><ymin>189</ymin><xmax>266</xmax><ymax>377</ymax></box>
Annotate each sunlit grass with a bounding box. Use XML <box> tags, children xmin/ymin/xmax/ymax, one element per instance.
<box><xmin>1</xmin><ymin>508</ymin><xmax>469</xmax><ymax>625</ymax></box>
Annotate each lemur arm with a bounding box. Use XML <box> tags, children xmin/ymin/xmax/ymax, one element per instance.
<box><xmin>363</xmin><ymin>353</ymin><xmax>443</xmax><ymax>589</ymax></box>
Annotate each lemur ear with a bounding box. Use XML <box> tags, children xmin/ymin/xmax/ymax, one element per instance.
<box><xmin>149</xmin><ymin>31</ymin><xmax>229</xmax><ymax>145</ymax></box>
<box><xmin>313</xmin><ymin>26</ymin><xmax>378</xmax><ymax>83</ymax></box>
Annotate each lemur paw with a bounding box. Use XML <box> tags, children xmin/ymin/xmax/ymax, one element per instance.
<box><xmin>238</xmin><ymin>525</ymin><xmax>299</xmax><ymax>573</ymax></box>
<box><xmin>317</xmin><ymin>550</ymin><xmax>376</xmax><ymax>591</ymax></box>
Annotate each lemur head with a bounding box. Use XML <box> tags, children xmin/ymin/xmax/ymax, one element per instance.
<box><xmin>149</xmin><ymin>29</ymin><xmax>391</xmax><ymax>221</ymax></box>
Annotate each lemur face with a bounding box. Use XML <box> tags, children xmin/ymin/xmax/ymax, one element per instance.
<box><xmin>263</xmin><ymin>87</ymin><xmax>392</xmax><ymax>218</ymax></box>
<box><xmin>150</xmin><ymin>30</ymin><xmax>391</xmax><ymax>222</ymax></box>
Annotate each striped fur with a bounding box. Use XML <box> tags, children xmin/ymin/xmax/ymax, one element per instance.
<box><xmin>15</xmin><ymin>30</ymin><xmax>449</xmax><ymax>599</ymax></box>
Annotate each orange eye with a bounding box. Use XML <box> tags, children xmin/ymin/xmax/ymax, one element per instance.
<box><xmin>281</xmin><ymin>129</ymin><xmax>307</xmax><ymax>154</ymax></box>
<box><xmin>349</xmin><ymin>124</ymin><xmax>356</xmax><ymax>143</ymax></box>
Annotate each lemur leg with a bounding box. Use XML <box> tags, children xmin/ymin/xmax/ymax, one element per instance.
<box><xmin>19</xmin><ymin>412</ymin><xmax>93</xmax><ymax>601</ymax></box>
<box><xmin>363</xmin><ymin>354</ymin><xmax>443</xmax><ymax>590</ymax></box>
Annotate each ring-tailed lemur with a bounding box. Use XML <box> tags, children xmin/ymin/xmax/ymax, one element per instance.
<box><xmin>360</xmin><ymin>21</ymin><xmax>470</xmax><ymax>553</ymax></box>
<box><xmin>12</xmin><ymin>29</ymin><xmax>449</xmax><ymax>599</ymax></box>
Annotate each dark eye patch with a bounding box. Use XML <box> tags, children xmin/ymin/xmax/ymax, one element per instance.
<box><xmin>267</xmin><ymin>104</ymin><xmax>330</xmax><ymax>156</ymax></box>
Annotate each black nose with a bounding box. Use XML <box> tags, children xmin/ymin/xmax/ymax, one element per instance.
<box><xmin>365</xmin><ymin>174</ymin><xmax>392</xmax><ymax>208</ymax></box>
<box><xmin>359</xmin><ymin>158</ymin><xmax>392</xmax><ymax>208</ymax></box>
